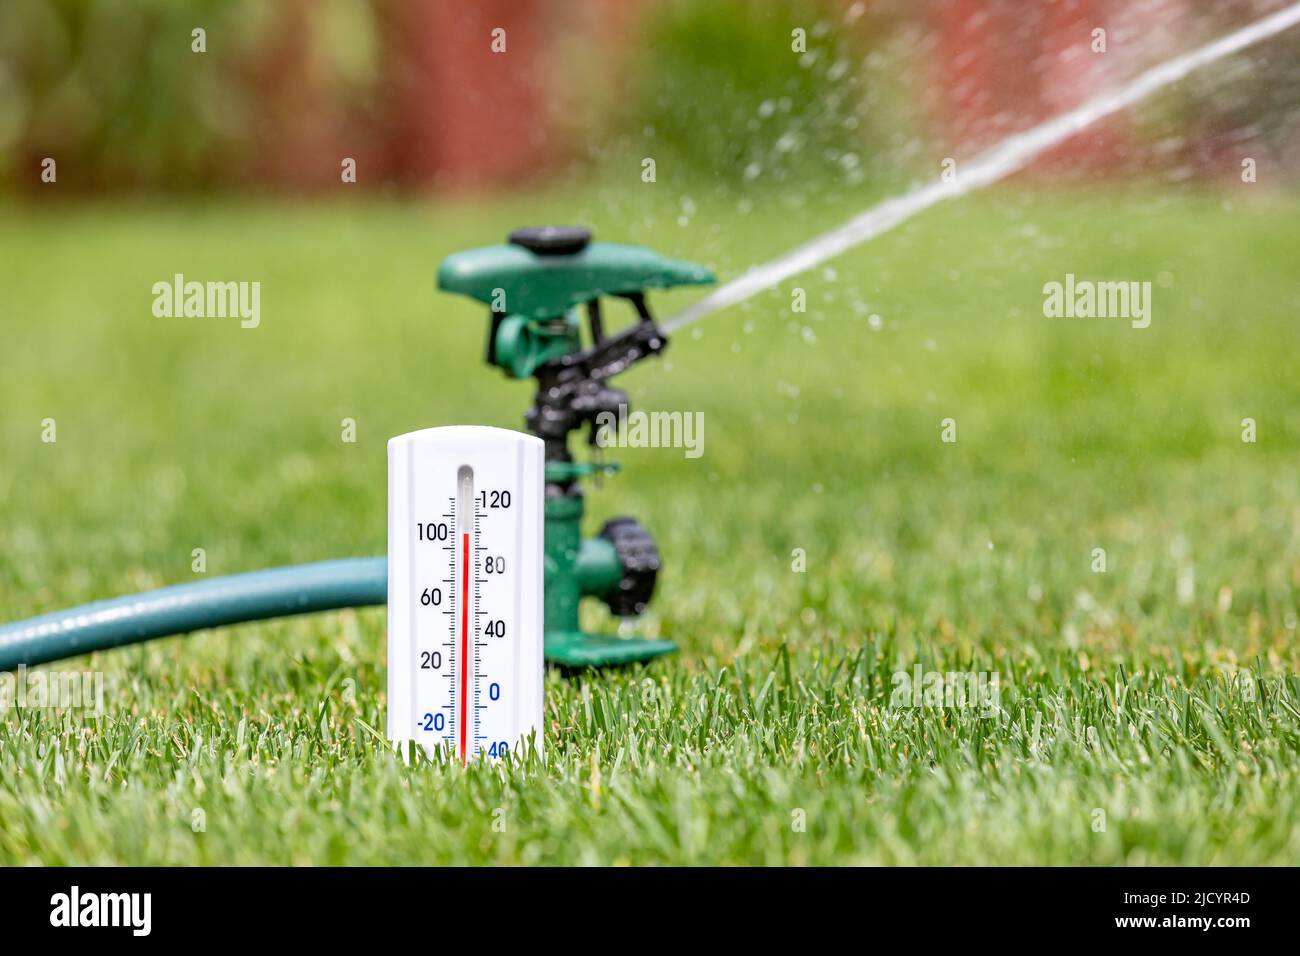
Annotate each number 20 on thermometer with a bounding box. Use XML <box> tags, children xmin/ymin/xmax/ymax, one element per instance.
<box><xmin>387</xmin><ymin>426</ymin><xmax>544</xmax><ymax>763</ymax></box>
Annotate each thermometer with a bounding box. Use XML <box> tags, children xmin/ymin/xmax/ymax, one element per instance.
<box><xmin>387</xmin><ymin>425</ymin><xmax>544</xmax><ymax>763</ymax></box>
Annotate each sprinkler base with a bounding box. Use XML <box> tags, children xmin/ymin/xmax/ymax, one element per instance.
<box><xmin>545</xmin><ymin>630</ymin><xmax>676</xmax><ymax>668</ymax></box>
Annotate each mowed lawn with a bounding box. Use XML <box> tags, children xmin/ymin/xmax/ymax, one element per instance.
<box><xmin>1</xmin><ymin>181</ymin><xmax>1299</xmax><ymax>864</ymax></box>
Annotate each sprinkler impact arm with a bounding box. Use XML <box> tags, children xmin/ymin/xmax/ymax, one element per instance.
<box><xmin>526</xmin><ymin>298</ymin><xmax>667</xmax><ymax>445</ymax></box>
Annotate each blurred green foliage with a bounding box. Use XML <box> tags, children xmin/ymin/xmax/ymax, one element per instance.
<box><xmin>0</xmin><ymin>0</ymin><xmax>256</xmax><ymax>190</ymax></box>
<box><xmin>619</xmin><ymin>0</ymin><xmax>908</xmax><ymax>190</ymax></box>
<box><xmin>0</xmin><ymin>0</ymin><xmax>379</xmax><ymax>192</ymax></box>
<box><xmin>0</xmin><ymin>0</ymin><xmax>918</xmax><ymax>195</ymax></box>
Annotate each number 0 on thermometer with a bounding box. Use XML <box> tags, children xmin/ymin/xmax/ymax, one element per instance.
<box><xmin>387</xmin><ymin>426</ymin><xmax>544</xmax><ymax>763</ymax></box>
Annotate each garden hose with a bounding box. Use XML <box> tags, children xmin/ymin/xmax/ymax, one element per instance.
<box><xmin>0</xmin><ymin>558</ymin><xmax>387</xmax><ymax>671</ymax></box>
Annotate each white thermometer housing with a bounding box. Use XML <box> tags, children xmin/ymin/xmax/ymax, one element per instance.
<box><xmin>387</xmin><ymin>425</ymin><xmax>544</xmax><ymax>763</ymax></box>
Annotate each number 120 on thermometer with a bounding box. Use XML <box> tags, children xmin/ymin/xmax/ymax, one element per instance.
<box><xmin>387</xmin><ymin>426</ymin><xmax>544</xmax><ymax>763</ymax></box>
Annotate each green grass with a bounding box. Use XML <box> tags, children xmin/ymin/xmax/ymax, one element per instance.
<box><xmin>2</xmin><ymin>181</ymin><xmax>1300</xmax><ymax>864</ymax></box>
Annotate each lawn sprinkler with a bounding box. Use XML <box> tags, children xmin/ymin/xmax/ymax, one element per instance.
<box><xmin>437</xmin><ymin>226</ymin><xmax>714</xmax><ymax>667</ymax></box>
<box><xmin>0</xmin><ymin>224</ymin><xmax>712</xmax><ymax>683</ymax></box>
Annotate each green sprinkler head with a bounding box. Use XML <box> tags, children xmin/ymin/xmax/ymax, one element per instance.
<box><xmin>437</xmin><ymin>228</ymin><xmax>714</xmax><ymax>668</ymax></box>
<box><xmin>438</xmin><ymin>226</ymin><xmax>714</xmax><ymax>380</ymax></box>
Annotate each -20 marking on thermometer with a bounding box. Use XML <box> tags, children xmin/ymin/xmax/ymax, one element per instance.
<box><xmin>388</xmin><ymin>426</ymin><xmax>543</xmax><ymax>763</ymax></box>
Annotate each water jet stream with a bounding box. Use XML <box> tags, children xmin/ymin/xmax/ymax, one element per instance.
<box><xmin>664</xmin><ymin>2</ymin><xmax>1300</xmax><ymax>333</ymax></box>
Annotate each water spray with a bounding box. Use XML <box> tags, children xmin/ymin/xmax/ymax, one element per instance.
<box><xmin>664</xmin><ymin>0</ymin><xmax>1300</xmax><ymax>333</ymax></box>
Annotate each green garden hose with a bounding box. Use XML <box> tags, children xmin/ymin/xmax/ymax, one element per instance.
<box><xmin>0</xmin><ymin>558</ymin><xmax>387</xmax><ymax>671</ymax></box>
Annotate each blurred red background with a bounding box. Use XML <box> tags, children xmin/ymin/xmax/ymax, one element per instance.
<box><xmin>1</xmin><ymin>0</ymin><xmax>1295</xmax><ymax>194</ymax></box>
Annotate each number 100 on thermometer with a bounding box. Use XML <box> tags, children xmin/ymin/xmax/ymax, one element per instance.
<box><xmin>387</xmin><ymin>426</ymin><xmax>544</xmax><ymax>763</ymax></box>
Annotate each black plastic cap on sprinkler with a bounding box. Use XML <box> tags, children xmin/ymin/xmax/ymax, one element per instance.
<box><xmin>508</xmin><ymin>225</ymin><xmax>592</xmax><ymax>256</ymax></box>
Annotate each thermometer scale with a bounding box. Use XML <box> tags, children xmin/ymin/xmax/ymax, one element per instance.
<box><xmin>387</xmin><ymin>426</ymin><xmax>544</xmax><ymax>762</ymax></box>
